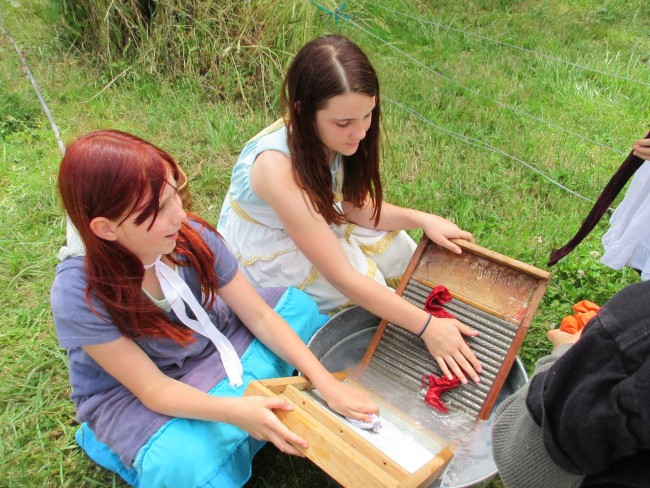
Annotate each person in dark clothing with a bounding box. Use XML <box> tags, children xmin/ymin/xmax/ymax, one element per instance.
<box><xmin>492</xmin><ymin>280</ymin><xmax>650</xmax><ymax>488</ymax></box>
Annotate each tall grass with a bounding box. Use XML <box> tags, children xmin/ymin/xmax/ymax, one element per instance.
<box><xmin>1</xmin><ymin>0</ymin><xmax>648</xmax><ymax>486</ymax></box>
<box><xmin>58</xmin><ymin>0</ymin><xmax>325</xmax><ymax>112</ymax></box>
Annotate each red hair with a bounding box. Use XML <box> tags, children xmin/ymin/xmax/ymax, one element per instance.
<box><xmin>57</xmin><ymin>130</ymin><xmax>218</xmax><ymax>344</ymax></box>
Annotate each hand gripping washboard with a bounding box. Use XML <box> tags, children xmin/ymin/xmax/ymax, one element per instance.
<box><xmin>245</xmin><ymin>236</ymin><xmax>550</xmax><ymax>487</ymax></box>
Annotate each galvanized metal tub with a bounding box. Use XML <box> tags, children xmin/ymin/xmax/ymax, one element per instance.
<box><xmin>307</xmin><ymin>305</ymin><xmax>528</xmax><ymax>488</ymax></box>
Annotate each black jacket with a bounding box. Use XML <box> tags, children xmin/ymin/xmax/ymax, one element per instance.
<box><xmin>527</xmin><ymin>280</ymin><xmax>650</xmax><ymax>487</ymax></box>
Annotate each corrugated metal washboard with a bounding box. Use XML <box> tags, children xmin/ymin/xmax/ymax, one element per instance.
<box><xmin>355</xmin><ymin>236</ymin><xmax>550</xmax><ymax>421</ymax></box>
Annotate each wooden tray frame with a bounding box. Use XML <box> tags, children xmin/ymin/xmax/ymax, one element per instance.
<box><xmin>245</xmin><ymin>373</ymin><xmax>453</xmax><ymax>488</ymax></box>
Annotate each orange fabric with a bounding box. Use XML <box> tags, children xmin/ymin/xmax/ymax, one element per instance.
<box><xmin>560</xmin><ymin>300</ymin><xmax>601</xmax><ymax>334</ymax></box>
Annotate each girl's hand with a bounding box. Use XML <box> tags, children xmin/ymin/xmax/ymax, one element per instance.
<box><xmin>421</xmin><ymin>317</ymin><xmax>481</xmax><ymax>384</ymax></box>
<box><xmin>548</xmin><ymin>328</ymin><xmax>582</xmax><ymax>349</ymax></box>
<box><xmin>632</xmin><ymin>138</ymin><xmax>650</xmax><ymax>160</ymax></box>
<box><xmin>422</xmin><ymin>215</ymin><xmax>474</xmax><ymax>255</ymax></box>
<box><xmin>316</xmin><ymin>377</ymin><xmax>379</xmax><ymax>423</ymax></box>
<box><xmin>229</xmin><ymin>396</ymin><xmax>308</xmax><ymax>456</ymax></box>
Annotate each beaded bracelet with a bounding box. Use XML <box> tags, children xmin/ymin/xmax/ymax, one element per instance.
<box><xmin>417</xmin><ymin>314</ymin><xmax>432</xmax><ymax>338</ymax></box>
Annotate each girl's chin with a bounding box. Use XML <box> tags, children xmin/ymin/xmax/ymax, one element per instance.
<box><xmin>162</xmin><ymin>240</ymin><xmax>178</xmax><ymax>254</ymax></box>
<box><xmin>341</xmin><ymin>145</ymin><xmax>359</xmax><ymax>155</ymax></box>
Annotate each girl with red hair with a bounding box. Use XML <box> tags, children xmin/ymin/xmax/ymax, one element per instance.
<box><xmin>51</xmin><ymin>130</ymin><xmax>376</xmax><ymax>487</ymax></box>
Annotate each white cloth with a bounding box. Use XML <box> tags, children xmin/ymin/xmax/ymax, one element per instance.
<box><xmin>57</xmin><ymin>216</ymin><xmax>86</xmax><ymax>261</ymax></box>
<box><xmin>601</xmin><ymin>160</ymin><xmax>650</xmax><ymax>280</ymax></box>
<box><xmin>347</xmin><ymin>413</ymin><xmax>382</xmax><ymax>432</ymax></box>
<box><xmin>144</xmin><ymin>256</ymin><xmax>243</xmax><ymax>386</ymax></box>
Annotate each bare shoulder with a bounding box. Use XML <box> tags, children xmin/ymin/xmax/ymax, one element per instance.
<box><xmin>251</xmin><ymin>149</ymin><xmax>299</xmax><ymax>200</ymax></box>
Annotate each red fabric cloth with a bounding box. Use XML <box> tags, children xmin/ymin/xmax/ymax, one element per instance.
<box><xmin>424</xmin><ymin>285</ymin><xmax>455</xmax><ymax>319</ymax></box>
<box><xmin>422</xmin><ymin>286</ymin><xmax>460</xmax><ymax>412</ymax></box>
<box><xmin>421</xmin><ymin>373</ymin><xmax>461</xmax><ymax>413</ymax></box>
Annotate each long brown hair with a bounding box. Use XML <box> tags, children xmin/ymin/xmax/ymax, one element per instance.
<box><xmin>281</xmin><ymin>34</ymin><xmax>383</xmax><ymax>226</ymax></box>
<box><xmin>57</xmin><ymin>130</ymin><xmax>218</xmax><ymax>344</ymax></box>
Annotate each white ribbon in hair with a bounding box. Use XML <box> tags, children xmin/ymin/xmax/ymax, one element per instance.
<box><xmin>144</xmin><ymin>256</ymin><xmax>243</xmax><ymax>387</ymax></box>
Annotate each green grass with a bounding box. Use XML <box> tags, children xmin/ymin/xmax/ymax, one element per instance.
<box><xmin>1</xmin><ymin>0</ymin><xmax>648</xmax><ymax>486</ymax></box>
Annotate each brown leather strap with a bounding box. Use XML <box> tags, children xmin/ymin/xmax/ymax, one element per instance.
<box><xmin>548</xmin><ymin>131</ymin><xmax>650</xmax><ymax>266</ymax></box>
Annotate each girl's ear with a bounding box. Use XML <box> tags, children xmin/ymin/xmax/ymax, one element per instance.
<box><xmin>90</xmin><ymin>217</ymin><xmax>119</xmax><ymax>241</ymax></box>
<box><xmin>294</xmin><ymin>101</ymin><xmax>300</xmax><ymax>114</ymax></box>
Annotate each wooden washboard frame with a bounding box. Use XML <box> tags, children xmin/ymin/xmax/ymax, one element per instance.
<box><xmin>355</xmin><ymin>235</ymin><xmax>550</xmax><ymax>420</ymax></box>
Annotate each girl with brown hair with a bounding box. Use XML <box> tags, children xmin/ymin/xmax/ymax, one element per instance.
<box><xmin>218</xmin><ymin>35</ymin><xmax>482</xmax><ymax>384</ymax></box>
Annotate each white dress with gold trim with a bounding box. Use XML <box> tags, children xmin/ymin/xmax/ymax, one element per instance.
<box><xmin>218</xmin><ymin>121</ymin><xmax>416</xmax><ymax>313</ymax></box>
